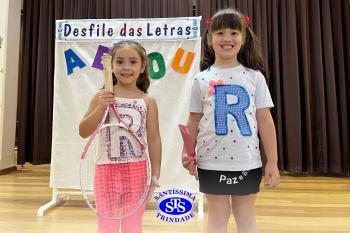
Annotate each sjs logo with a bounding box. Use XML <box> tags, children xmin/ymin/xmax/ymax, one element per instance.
<box><xmin>159</xmin><ymin>197</ymin><xmax>192</xmax><ymax>215</ymax></box>
<box><xmin>154</xmin><ymin>189</ymin><xmax>196</xmax><ymax>223</ymax></box>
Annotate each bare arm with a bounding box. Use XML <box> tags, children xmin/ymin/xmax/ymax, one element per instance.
<box><xmin>256</xmin><ymin>108</ymin><xmax>280</xmax><ymax>188</ymax></box>
<box><xmin>182</xmin><ymin>112</ymin><xmax>203</xmax><ymax>176</ymax></box>
<box><xmin>187</xmin><ymin>112</ymin><xmax>202</xmax><ymax>147</ymax></box>
<box><xmin>79</xmin><ymin>90</ymin><xmax>114</xmax><ymax>138</ymax></box>
<box><xmin>146</xmin><ymin>96</ymin><xmax>162</xmax><ymax>182</ymax></box>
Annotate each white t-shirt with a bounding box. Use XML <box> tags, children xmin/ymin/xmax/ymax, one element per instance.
<box><xmin>190</xmin><ymin>65</ymin><xmax>274</xmax><ymax>171</ymax></box>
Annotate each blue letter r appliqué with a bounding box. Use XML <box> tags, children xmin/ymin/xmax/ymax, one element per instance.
<box><xmin>214</xmin><ymin>85</ymin><xmax>252</xmax><ymax>136</ymax></box>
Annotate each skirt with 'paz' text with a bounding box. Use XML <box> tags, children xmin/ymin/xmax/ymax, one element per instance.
<box><xmin>197</xmin><ymin>167</ymin><xmax>262</xmax><ymax>195</ymax></box>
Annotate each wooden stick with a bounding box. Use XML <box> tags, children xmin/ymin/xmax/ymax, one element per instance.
<box><xmin>101</xmin><ymin>54</ymin><xmax>113</xmax><ymax>93</ymax></box>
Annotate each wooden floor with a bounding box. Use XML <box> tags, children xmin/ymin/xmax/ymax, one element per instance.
<box><xmin>1</xmin><ymin>164</ymin><xmax>350</xmax><ymax>233</ymax></box>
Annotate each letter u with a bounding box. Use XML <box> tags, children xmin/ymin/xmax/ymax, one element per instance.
<box><xmin>171</xmin><ymin>48</ymin><xmax>195</xmax><ymax>74</ymax></box>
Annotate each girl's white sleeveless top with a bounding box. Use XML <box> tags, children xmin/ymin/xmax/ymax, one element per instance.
<box><xmin>96</xmin><ymin>97</ymin><xmax>148</xmax><ymax>164</ymax></box>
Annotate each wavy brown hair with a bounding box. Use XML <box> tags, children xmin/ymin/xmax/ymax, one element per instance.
<box><xmin>200</xmin><ymin>8</ymin><xmax>266</xmax><ymax>76</ymax></box>
<box><xmin>109</xmin><ymin>40</ymin><xmax>150</xmax><ymax>93</ymax></box>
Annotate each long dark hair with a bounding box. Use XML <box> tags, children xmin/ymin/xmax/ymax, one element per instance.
<box><xmin>200</xmin><ymin>8</ymin><xmax>266</xmax><ymax>76</ymax></box>
<box><xmin>109</xmin><ymin>40</ymin><xmax>150</xmax><ymax>93</ymax></box>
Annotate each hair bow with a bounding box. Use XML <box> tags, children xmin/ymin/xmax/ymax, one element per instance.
<box><xmin>205</xmin><ymin>17</ymin><xmax>212</xmax><ymax>28</ymax></box>
<box><xmin>242</xmin><ymin>15</ymin><xmax>250</xmax><ymax>27</ymax></box>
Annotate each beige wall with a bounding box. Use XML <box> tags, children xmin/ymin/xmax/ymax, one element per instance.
<box><xmin>0</xmin><ymin>0</ymin><xmax>21</xmax><ymax>170</ymax></box>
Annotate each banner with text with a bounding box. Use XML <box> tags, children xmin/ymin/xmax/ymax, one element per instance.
<box><xmin>56</xmin><ymin>17</ymin><xmax>200</xmax><ymax>41</ymax></box>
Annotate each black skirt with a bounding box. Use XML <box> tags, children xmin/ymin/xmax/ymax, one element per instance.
<box><xmin>197</xmin><ymin>167</ymin><xmax>262</xmax><ymax>195</ymax></box>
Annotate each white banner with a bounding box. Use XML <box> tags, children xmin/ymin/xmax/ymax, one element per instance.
<box><xmin>50</xmin><ymin>17</ymin><xmax>201</xmax><ymax>193</ymax></box>
<box><xmin>56</xmin><ymin>17</ymin><xmax>200</xmax><ymax>41</ymax></box>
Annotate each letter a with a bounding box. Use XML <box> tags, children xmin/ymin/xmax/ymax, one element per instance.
<box><xmin>64</xmin><ymin>49</ymin><xmax>86</xmax><ymax>75</ymax></box>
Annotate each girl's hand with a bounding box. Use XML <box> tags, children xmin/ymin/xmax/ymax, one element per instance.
<box><xmin>182</xmin><ymin>153</ymin><xmax>198</xmax><ymax>180</ymax></box>
<box><xmin>147</xmin><ymin>176</ymin><xmax>160</xmax><ymax>202</ymax></box>
<box><xmin>264</xmin><ymin>161</ymin><xmax>280</xmax><ymax>188</ymax></box>
<box><xmin>97</xmin><ymin>91</ymin><xmax>115</xmax><ymax>111</ymax></box>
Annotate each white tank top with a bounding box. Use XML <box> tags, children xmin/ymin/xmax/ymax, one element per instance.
<box><xmin>96</xmin><ymin>97</ymin><xmax>148</xmax><ymax>164</ymax></box>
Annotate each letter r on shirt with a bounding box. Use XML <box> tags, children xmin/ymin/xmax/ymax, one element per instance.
<box><xmin>214</xmin><ymin>85</ymin><xmax>252</xmax><ymax>136</ymax></box>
